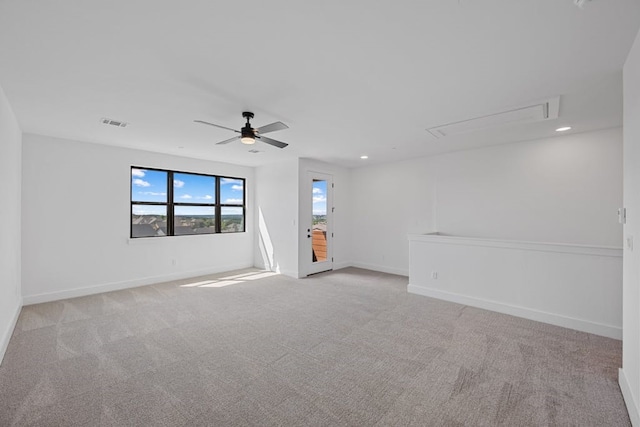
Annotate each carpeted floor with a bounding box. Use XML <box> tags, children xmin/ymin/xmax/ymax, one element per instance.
<box><xmin>0</xmin><ymin>267</ymin><xmax>630</xmax><ymax>426</ymax></box>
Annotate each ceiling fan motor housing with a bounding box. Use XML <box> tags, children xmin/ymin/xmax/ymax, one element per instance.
<box><xmin>241</xmin><ymin>111</ymin><xmax>256</xmax><ymax>143</ymax></box>
<box><xmin>241</xmin><ymin>116</ymin><xmax>256</xmax><ymax>144</ymax></box>
<box><xmin>241</xmin><ymin>126</ymin><xmax>255</xmax><ymax>139</ymax></box>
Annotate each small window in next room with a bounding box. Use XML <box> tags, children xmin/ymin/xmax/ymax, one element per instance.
<box><xmin>130</xmin><ymin>167</ymin><xmax>246</xmax><ymax>238</ymax></box>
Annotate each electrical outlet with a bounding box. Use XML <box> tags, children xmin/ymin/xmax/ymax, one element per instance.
<box><xmin>431</xmin><ymin>271</ymin><xmax>438</xmax><ymax>279</ymax></box>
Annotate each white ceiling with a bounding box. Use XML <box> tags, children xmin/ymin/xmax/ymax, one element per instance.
<box><xmin>0</xmin><ymin>0</ymin><xmax>639</xmax><ymax>168</ymax></box>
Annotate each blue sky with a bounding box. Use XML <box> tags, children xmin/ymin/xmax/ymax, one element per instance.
<box><xmin>131</xmin><ymin>168</ymin><xmax>244</xmax><ymax>215</ymax></box>
<box><xmin>313</xmin><ymin>180</ymin><xmax>327</xmax><ymax>215</ymax></box>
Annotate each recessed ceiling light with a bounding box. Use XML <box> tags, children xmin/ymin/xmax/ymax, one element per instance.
<box><xmin>360</xmin><ymin>155</ymin><xmax>368</xmax><ymax>159</ymax></box>
<box><xmin>556</xmin><ymin>126</ymin><xmax>572</xmax><ymax>132</ymax></box>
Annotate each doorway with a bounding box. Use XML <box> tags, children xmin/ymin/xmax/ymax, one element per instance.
<box><xmin>306</xmin><ymin>172</ymin><xmax>333</xmax><ymax>275</ymax></box>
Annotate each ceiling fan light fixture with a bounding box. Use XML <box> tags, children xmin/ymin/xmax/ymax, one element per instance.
<box><xmin>195</xmin><ymin>111</ymin><xmax>289</xmax><ymax>149</ymax></box>
<box><xmin>241</xmin><ymin>126</ymin><xmax>256</xmax><ymax>144</ymax></box>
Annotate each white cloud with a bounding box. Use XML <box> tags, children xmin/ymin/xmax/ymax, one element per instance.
<box><xmin>224</xmin><ymin>198</ymin><xmax>243</xmax><ymax>204</ymax></box>
<box><xmin>231</xmin><ymin>184</ymin><xmax>244</xmax><ymax>191</ymax></box>
<box><xmin>198</xmin><ymin>195</ymin><xmax>213</xmax><ymax>200</ymax></box>
<box><xmin>313</xmin><ymin>209</ymin><xmax>327</xmax><ymax>215</ymax></box>
<box><xmin>131</xmin><ymin>169</ymin><xmax>146</xmax><ymax>178</ymax></box>
<box><xmin>139</xmin><ymin>191</ymin><xmax>166</xmax><ymax>196</ymax></box>
<box><xmin>313</xmin><ymin>195</ymin><xmax>327</xmax><ymax>203</ymax></box>
<box><xmin>180</xmin><ymin>194</ymin><xmax>192</xmax><ymax>199</ymax></box>
<box><xmin>133</xmin><ymin>178</ymin><xmax>151</xmax><ymax>187</ymax></box>
<box><xmin>313</xmin><ymin>187</ymin><xmax>323</xmax><ymax>194</ymax></box>
<box><xmin>174</xmin><ymin>179</ymin><xmax>185</xmax><ymax>188</ymax></box>
<box><xmin>132</xmin><ymin>205</ymin><xmax>165</xmax><ymax>215</ymax></box>
<box><xmin>220</xmin><ymin>178</ymin><xmax>235</xmax><ymax>185</ymax></box>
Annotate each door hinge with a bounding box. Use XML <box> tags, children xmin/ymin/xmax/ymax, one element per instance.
<box><xmin>332</xmin><ymin>207</ymin><xmax>335</xmax><ymax>213</ymax></box>
<box><xmin>618</xmin><ymin>208</ymin><xmax>627</xmax><ymax>224</ymax></box>
<box><xmin>332</xmin><ymin>257</ymin><xmax>334</xmax><ymax>262</ymax></box>
<box><xmin>332</xmin><ymin>183</ymin><xmax>334</xmax><ymax>188</ymax></box>
<box><xmin>332</xmin><ymin>233</ymin><xmax>334</xmax><ymax>238</ymax></box>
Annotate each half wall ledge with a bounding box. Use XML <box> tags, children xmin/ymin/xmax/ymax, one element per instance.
<box><xmin>408</xmin><ymin>232</ymin><xmax>623</xmax><ymax>339</ymax></box>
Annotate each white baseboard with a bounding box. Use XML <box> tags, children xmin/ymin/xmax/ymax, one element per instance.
<box><xmin>23</xmin><ymin>263</ymin><xmax>254</xmax><ymax>305</ymax></box>
<box><xmin>278</xmin><ymin>269</ymin><xmax>300</xmax><ymax>279</ymax></box>
<box><xmin>333</xmin><ymin>261</ymin><xmax>352</xmax><ymax>271</ymax></box>
<box><xmin>620</xmin><ymin>368</ymin><xmax>640</xmax><ymax>426</ymax></box>
<box><xmin>349</xmin><ymin>262</ymin><xmax>408</xmax><ymax>277</ymax></box>
<box><xmin>408</xmin><ymin>284</ymin><xmax>621</xmax><ymax>340</ymax></box>
<box><xmin>0</xmin><ymin>297</ymin><xmax>22</xmax><ymax>366</ymax></box>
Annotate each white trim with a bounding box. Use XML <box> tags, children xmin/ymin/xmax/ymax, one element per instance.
<box><xmin>278</xmin><ymin>269</ymin><xmax>300</xmax><ymax>279</ymax></box>
<box><xmin>620</xmin><ymin>368</ymin><xmax>640</xmax><ymax>426</ymax></box>
<box><xmin>333</xmin><ymin>261</ymin><xmax>352</xmax><ymax>271</ymax></box>
<box><xmin>408</xmin><ymin>283</ymin><xmax>621</xmax><ymax>339</ymax></box>
<box><xmin>408</xmin><ymin>233</ymin><xmax>623</xmax><ymax>258</ymax></box>
<box><xmin>0</xmin><ymin>297</ymin><xmax>22</xmax><ymax>366</ymax></box>
<box><xmin>350</xmin><ymin>262</ymin><xmax>408</xmax><ymax>277</ymax></box>
<box><xmin>23</xmin><ymin>263</ymin><xmax>252</xmax><ymax>305</ymax></box>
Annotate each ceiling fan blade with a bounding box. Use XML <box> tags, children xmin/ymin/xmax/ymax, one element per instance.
<box><xmin>257</xmin><ymin>135</ymin><xmax>288</xmax><ymax>149</ymax></box>
<box><xmin>216</xmin><ymin>136</ymin><xmax>240</xmax><ymax>145</ymax></box>
<box><xmin>194</xmin><ymin>120</ymin><xmax>240</xmax><ymax>133</ymax></box>
<box><xmin>256</xmin><ymin>121</ymin><xmax>288</xmax><ymax>134</ymax></box>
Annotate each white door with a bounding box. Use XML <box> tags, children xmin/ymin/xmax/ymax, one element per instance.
<box><xmin>306</xmin><ymin>172</ymin><xmax>333</xmax><ymax>275</ymax></box>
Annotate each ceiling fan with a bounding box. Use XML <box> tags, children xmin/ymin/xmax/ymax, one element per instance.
<box><xmin>194</xmin><ymin>112</ymin><xmax>289</xmax><ymax>148</ymax></box>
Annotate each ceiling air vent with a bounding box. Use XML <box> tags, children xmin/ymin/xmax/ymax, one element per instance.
<box><xmin>100</xmin><ymin>117</ymin><xmax>128</xmax><ymax>128</ymax></box>
<box><xmin>427</xmin><ymin>96</ymin><xmax>560</xmax><ymax>138</ymax></box>
<box><xmin>248</xmin><ymin>149</ymin><xmax>261</xmax><ymax>154</ymax></box>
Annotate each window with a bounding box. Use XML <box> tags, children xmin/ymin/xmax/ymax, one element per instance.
<box><xmin>130</xmin><ymin>167</ymin><xmax>245</xmax><ymax>238</ymax></box>
<box><xmin>220</xmin><ymin>178</ymin><xmax>245</xmax><ymax>233</ymax></box>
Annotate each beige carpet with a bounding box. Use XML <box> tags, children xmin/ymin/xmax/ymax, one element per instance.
<box><xmin>0</xmin><ymin>267</ymin><xmax>630</xmax><ymax>426</ymax></box>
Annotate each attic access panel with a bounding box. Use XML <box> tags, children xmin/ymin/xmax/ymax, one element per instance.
<box><xmin>427</xmin><ymin>97</ymin><xmax>560</xmax><ymax>138</ymax></box>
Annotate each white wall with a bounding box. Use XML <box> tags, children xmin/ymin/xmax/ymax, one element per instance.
<box><xmin>298</xmin><ymin>158</ymin><xmax>351</xmax><ymax>276</ymax></box>
<box><xmin>254</xmin><ymin>158</ymin><xmax>351</xmax><ymax>278</ymax></box>
<box><xmin>21</xmin><ymin>134</ymin><xmax>255</xmax><ymax>303</ymax></box>
<box><xmin>254</xmin><ymin>159</ymin><xmax>300</xmax><ymax>277</ymax></box>
<box><xmin>351</xmin><ymin>128</ymin><xmax>623</xmax><ymax>275</ymax></box>
<box><xmin>620</xmin><ymin>28</ymin><xmax>640</xmax><ymax>427</ymax></box>
<box><xmin>350</xmin><ymin>156</ymin><xmax>434</xmax><ymax>276</ymax></box>
<box><xmin>0</xmin><ymin>85</ymin><xmax>22</xmax><ymax>363</ymax></box>
<box><xmin>409</xmin><ymin>234</ymin><xmax>622</xmax><ymax>339</ymax></box>
<box><xmin>434</xmin><ymin>128</ymin><xmax>623</xmax><ymax>246</ymax></box>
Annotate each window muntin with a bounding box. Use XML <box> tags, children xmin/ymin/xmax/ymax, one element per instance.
<box><xmin>130</xmin><ymin>167</ymin><xmax>245</xmax><ymax>238</ymax></box>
